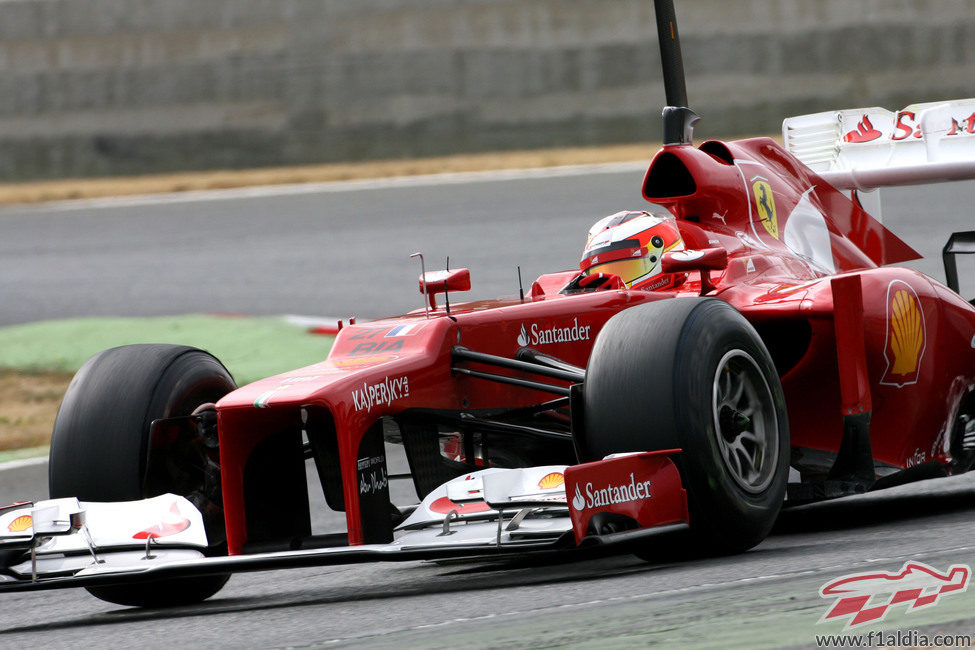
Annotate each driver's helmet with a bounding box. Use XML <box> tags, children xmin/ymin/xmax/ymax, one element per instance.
<box><xmin>580</xmin><ymin>210</ymin><xmax>686</xmax><ymax>291</ymax></box>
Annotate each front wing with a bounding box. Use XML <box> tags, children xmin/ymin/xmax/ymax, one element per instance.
<box><xmin>0</xmin><ymin>451</ymin><xmax>687</xmax><ymax>594</ymax></box>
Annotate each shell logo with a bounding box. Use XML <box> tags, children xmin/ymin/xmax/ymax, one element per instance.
<box><xmin>881</xmin><ymin>281</ymin><xmax>926</xmax><ymax>387</ymax></box>
<box><xmin>538</xmin><ymin>472</ymin><xmax>565</xmax><ymax>490</ymax></box>
<box><xmin>889</xmin><ymin>291</ymin><xmax>923</xmax><ymax>374</ymax></box>
<box><xmin>330</xmin><ymin>355</ymin><xmax>397</xmax><ymax>369</ymax></box>
<box><xmin>7</xmin><ymin>515</ymin><xmax>31</xmax><ymax>532</ymax></box>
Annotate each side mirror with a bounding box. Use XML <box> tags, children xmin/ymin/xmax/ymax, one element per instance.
<box><xmin>662</xmin><ymin>248</ymin><xmax>728</xmax><ymax>295</ymax></box>
<box><xmin>419</xmin><ymin>268</ymin><xmax>471</xmax><ymax>306</ymax></box>
<box><xmin>662</xmin><ymin>247</ymin><xmax>728</xmax><ymax>272</ymax></box>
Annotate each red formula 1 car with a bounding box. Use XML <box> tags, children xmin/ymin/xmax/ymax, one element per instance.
<box><xmin>4</xmin><ymin>1</ymin><xmax>975</xmax><ymax>607</ymax></box>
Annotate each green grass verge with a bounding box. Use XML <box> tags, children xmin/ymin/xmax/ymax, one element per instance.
<box><xmin>0</xmin><ymin>445</ymin><xmax>51</xmax><ymax>464</ymax></box>
<box><xmin>0</xmin><ymin>314</ymin><xmax>335</xmax><ymax>385</ymax></box>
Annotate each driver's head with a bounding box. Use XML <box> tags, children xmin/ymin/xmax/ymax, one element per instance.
<box><xmin>580</xmin><ymin>210</ymin><xmax>686</xmax><ymax>290</ymax></box>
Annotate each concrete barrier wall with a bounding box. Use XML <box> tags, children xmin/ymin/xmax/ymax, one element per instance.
<box><xmin>1</xmin><ymin>0</ymin><xmax>973</xmax><ymax>180</ymax></box>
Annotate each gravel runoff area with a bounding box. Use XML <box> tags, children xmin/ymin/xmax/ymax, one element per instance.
<box><xmin>0</xmin><ymin>143</ymin><xmax>668</xmax><ymax>206</ymax></box>
<box><xmin>0</xmin><ymin>315</ymin><xmax>336</xmax><ymax>457</ymax></box>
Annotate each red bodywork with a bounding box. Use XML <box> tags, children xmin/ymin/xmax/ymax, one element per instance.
<box><xmin>565</xmin><ymin>451</ymin><xmax>688</xmax><ymax>545</ymax></box>
<box><xmin>214</xmin><ymin>137</ymin><xmax>975</xmax><ymax>555</ymax></box>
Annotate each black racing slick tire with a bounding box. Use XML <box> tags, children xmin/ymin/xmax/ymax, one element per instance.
<box><xmin>582</xmin><ymin>298</ymin><xmax>789</xmax><ymax>553</ymax></box>
<box><xmin>49</xmin><ymin>344</ymin><xmax>236</xmax><ymax>607</ymax></box>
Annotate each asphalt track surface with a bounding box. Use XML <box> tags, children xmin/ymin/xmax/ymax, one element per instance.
<box><xmin>2</xmin><ymin>168</ymin><xmax>975</xmax><ymax>647</ymax></box>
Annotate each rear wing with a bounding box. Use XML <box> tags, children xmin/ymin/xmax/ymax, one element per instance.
<box><xmin>783</xmin><ymin>99</ymin><xmax>975</xmax><ymax>191</ymax></box>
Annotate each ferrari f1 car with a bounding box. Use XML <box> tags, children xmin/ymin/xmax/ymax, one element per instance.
<box><xmin>4</xmin><ymin>0</ymin><xmax>975</xmax><ymax>607</ymax></box>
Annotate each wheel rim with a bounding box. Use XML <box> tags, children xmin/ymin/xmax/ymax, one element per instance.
<box><xmin>712</xmin><ymin>349</ymin><xmax>778</xmax><ymax>494</ymax></box>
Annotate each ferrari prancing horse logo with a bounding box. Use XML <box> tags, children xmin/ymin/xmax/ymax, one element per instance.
<box><xmin>751</xmin><ymin>176</ymin><xmax>779</xmax><ymax>240</ymax></box>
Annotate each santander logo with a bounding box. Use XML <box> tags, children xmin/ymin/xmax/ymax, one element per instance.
<box><xmin>571</xmin><ymin>473</ymin><xmax>653</xmax><ymax>511</ymax></box>
<box><xmin>571</xmin><ymin>488</ymin><xmax>587</xmax><ymax>511</ymax></box>
<box><xmin>517</xmin><ymin>318</ymin><xmax>592</xmax><ymax>347</ymax></box>
<box><xmin>132</xmin><ymin>502</ymin><xmax>191</xmax><ymax>540</ymax></box>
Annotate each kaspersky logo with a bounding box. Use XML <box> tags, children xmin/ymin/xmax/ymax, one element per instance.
<box><xmin>517</xmin><ymin>318</ymin><xmax>592</xmax><ymax>347</ymax></box>
<box><xmin>818</xmin><ymin>561</ymin><xmax>970</xmax><ymax>628</ymax></box>
<box><xmin>350</xmin><ymin>375</ymin><xmax>410</xmax><ymax>413</ymax></box>
<box><xmin>570</xmin><ymin>473</ymin><xmax>653</xmax><ymax>511</ymax></box>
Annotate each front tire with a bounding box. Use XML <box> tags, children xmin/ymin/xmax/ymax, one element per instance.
<box><xmin>583</xmin><ymin>298</ymin><xmax>789</xmax><ymax>553</ymax></box>
<box><xmin>50</xmin><ymin>344</ymin><xmax>235</xmax><ymax>607</ymax></box>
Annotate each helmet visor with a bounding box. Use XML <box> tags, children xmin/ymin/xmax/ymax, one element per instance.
<box><xmin>584</xmin><ymin>253</ymin><xmax>660</xmax><ymax>288</ymax></box>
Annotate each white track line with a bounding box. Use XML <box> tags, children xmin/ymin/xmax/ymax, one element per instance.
<box><xmin>0</xmin><ymin>455</ymin><xmax>47</xmax><ymax>471</ymax></box>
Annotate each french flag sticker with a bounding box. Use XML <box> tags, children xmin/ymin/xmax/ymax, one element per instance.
<box><xmin>385</xmin><ymin>323</ymin><xmax>419</xmax><ymax>337</ymax></box>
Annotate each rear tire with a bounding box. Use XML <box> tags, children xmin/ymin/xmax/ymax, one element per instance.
<box><xmin>583</xmin><ymin>299</ymin><xmax>789</xmax><ymax>553</ymax></box>
<box><xmin>50</xmin><ymin>344</ymin><xmax>236</xmax><ymax>607</ymax></box>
